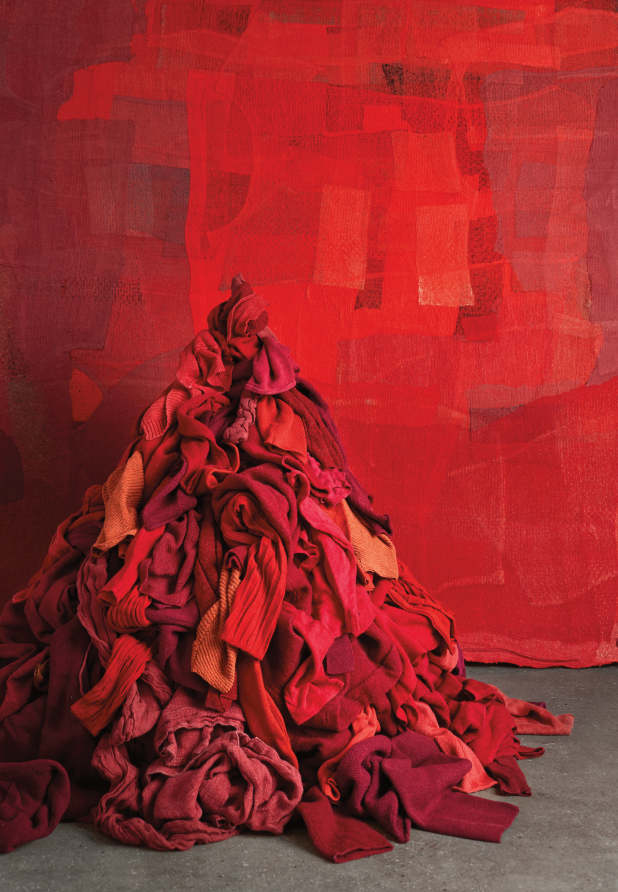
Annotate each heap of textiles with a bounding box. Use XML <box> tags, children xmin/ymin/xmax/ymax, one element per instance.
<box><xmin>0</xmin><ymin>276</ymin><xmax>573</xmax><ymax>859</ymax></box>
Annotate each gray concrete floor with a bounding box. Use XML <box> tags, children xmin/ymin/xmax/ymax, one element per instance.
<box><xmin>1</xmin><ymin>665</ymin><xmax>616</xmax><ymax>892</ymax></box>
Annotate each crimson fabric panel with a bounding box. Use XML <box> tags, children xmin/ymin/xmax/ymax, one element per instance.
<box><xmin>1</xmin><ymin>0</ymin><xmax>617</xmax><ymax>667</ymax></box>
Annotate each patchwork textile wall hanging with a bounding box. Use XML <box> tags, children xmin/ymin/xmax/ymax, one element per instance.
<box><xmin>1</xmin><ymin>0</ymin><xmax>618</xmax><ymax>669</ymax></box>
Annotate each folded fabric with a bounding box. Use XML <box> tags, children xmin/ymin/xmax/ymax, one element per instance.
<box><xmin>341</xmin><ymin>500</ymin><xmax>399</xmax><ymax>580</ymax></box>
<box><xmin>0</xmin><ymin>760</ymin><xmax>70</xmax><ymax>853</ymax></box>
<box><xmin>297</xmin><ymin>786</ymin><xmax>393</xmax><ymax>863</ymax></box>
<box><xmin>336</xmin><ymin>731</ymin><xmax>519</xmax><ymax>844</ymax></box>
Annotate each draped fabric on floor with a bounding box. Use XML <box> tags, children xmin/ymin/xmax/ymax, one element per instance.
<box><xmin>0</xmin><ymin>278</ymin><xmax>573</xmax><ymax>858</ymax></box>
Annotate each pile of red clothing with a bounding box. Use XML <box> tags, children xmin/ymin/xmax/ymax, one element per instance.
<box><xmin>0</xmin><ymin>276</ymin><xmax>573</xmax><ymax>859</ymax></box>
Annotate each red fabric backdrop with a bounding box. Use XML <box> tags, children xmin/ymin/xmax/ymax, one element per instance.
<box><xmin>1</xmin><ymin>0</ymin><xmax>618</xmax><ymax>667</ymax></box>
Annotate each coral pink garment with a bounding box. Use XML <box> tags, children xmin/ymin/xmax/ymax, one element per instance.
<box><xmin>501</xmin><ymin>694</ymin><xmax>575</xmax><ymax>736</ymax></box>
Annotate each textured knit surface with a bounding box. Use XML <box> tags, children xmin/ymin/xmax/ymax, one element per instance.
<box><xmin>0</xmin><ymin>280</ymin><xmax>573</xmax><ymax>858</ymax></box>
